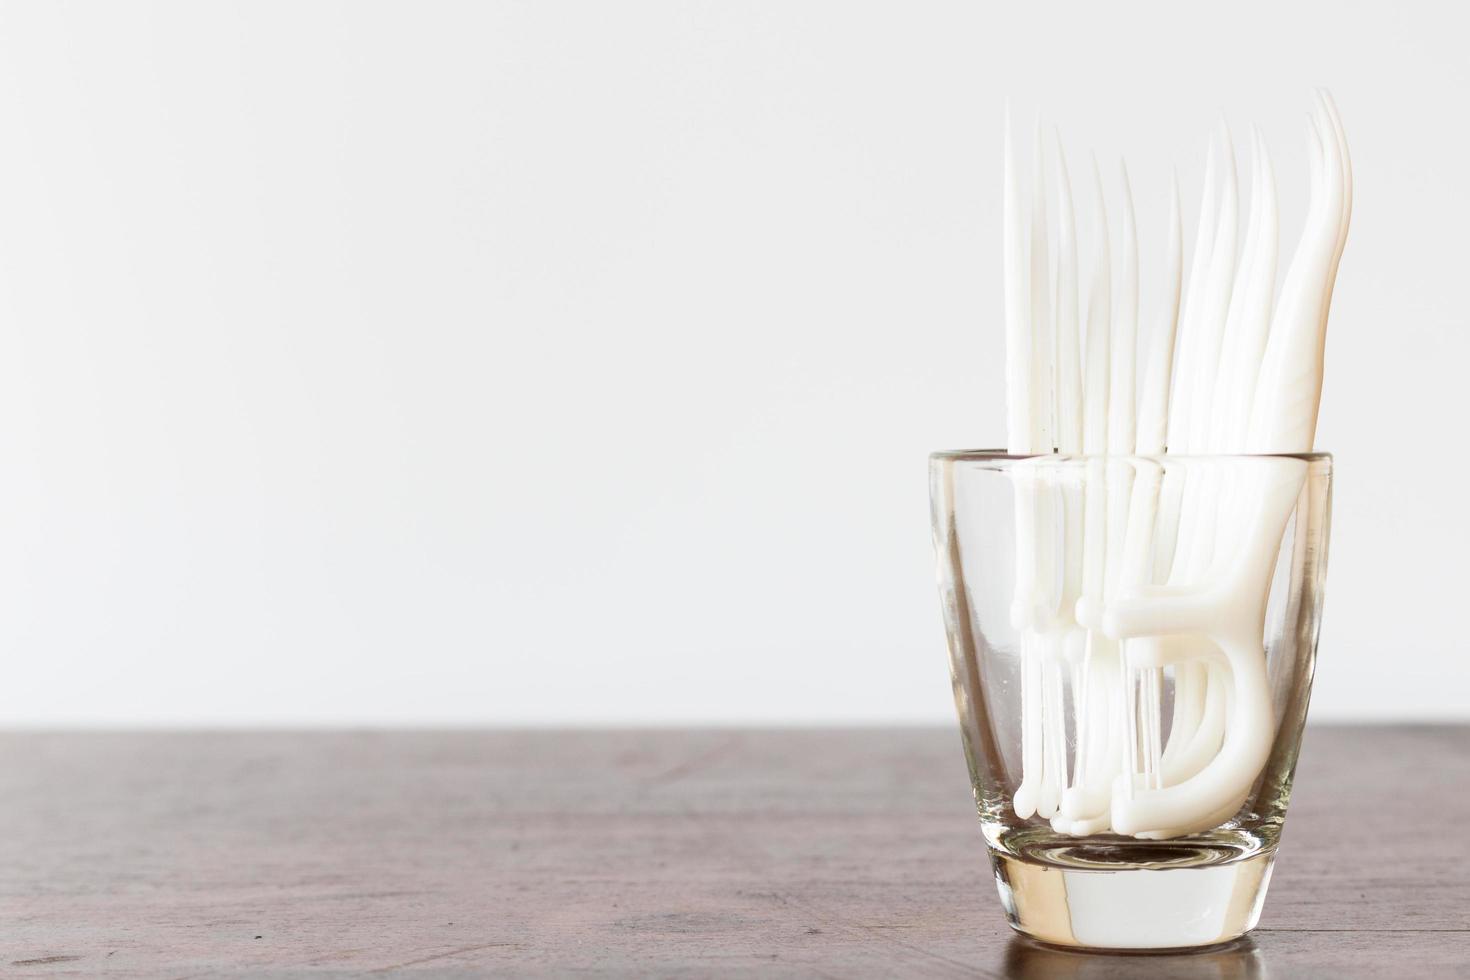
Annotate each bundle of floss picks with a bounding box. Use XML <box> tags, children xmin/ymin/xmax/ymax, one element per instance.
<box><xmin>1002</xmin><ymin>91</ymin><xmax>1351</xmax><ymax>839</ymax></box>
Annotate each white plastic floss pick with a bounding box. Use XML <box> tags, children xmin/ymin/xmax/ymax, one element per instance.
<box><xmin>999</xmin><ymin>91</ymin><xmax>1351</xmax><ymax>839</ymax></box>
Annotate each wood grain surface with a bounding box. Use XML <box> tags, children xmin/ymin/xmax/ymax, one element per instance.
<box><xmin>1</xmin><ymin>726</ymin><xmax>1466</xmax><ymax>977</ymax></box>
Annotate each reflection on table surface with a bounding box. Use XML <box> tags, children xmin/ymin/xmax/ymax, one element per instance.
<box><xmin>1003</xmin><ymin>935</ymin><xmax>1266</xmax><ymax>980</ymax></box>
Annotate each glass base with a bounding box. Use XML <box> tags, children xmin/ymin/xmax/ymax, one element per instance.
<box><xmin>991</xmin><ymin>842</ymin><xmax>1276</xmax><ymax>950</ymax></box>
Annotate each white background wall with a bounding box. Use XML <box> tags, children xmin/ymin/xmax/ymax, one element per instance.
<box><xmin>0</xmin><ymin>1</ymin><xmax>1461</xmax><ymax>726</ymax></box>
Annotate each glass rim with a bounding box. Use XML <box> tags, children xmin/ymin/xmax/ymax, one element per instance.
<box><xmin>930</xmin><ymin>447</ymin><xmax>1332</xmax><ymax>462</ymax></box>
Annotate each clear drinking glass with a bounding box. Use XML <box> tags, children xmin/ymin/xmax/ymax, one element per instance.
<box><xmin>929</xmin><ymin>450</ymin><xmax>1331</xmax><ymax>950</ymax></box>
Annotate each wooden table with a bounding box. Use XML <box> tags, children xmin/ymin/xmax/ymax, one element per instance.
<box><xmin>1</xmin><ymin>726</ymin><xmax>1465</xmax><ymax>977</ymax></box>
